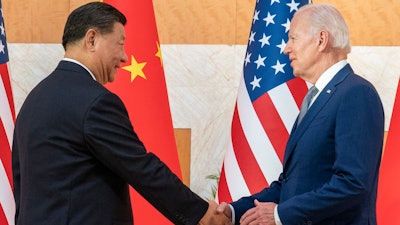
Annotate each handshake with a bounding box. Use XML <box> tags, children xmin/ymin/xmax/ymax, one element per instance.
<box><xmin>197</xmin><ymin>199</ymin><xmax>277</xmax><ymax>225</ymax></box>
<box><xmin>198</xmin><ymin>201</ymin><xmax>233</xmax><ymax>225</ymax></box>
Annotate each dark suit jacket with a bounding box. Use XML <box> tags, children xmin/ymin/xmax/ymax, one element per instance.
<box><xmin>12</xmin><ymin>61</ymin><xmax>208</xmax><ymax>225</ymax></box>
<box><xmin>231</xmin><ymin>64</ymin><xmax>384</xmax><ymax>225</ymax></box>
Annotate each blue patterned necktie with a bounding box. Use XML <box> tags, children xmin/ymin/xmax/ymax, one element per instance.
<box><xmin>297</xmin><ymin>86</ymin><xmax>318</xmax><ymax>126</ymax></box>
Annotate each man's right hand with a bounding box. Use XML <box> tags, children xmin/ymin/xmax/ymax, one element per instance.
<box><xmin>198</xmin><ymin>201</ymin><xmax>232</xmax><ymax>225</ymax></box>
<box><xmin>215</xmin><ymin>202</ymin><xmax>232</xmax><ymax>223</ymax></box>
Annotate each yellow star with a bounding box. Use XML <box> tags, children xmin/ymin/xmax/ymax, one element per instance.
<box><xmin>155</xmin><ymin>41</ymin><xmax>163</xmax><ymax>67</ymax></box>
<box><xmin>123</xmin><ymin>55</ymin><xmax>147</xmax><ymax>82</ymax></box>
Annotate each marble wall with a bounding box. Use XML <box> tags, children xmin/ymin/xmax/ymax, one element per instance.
<box><xmin>9</xmin><ymin>44</ymin><xmax>400</xmax><ymax>199</ymax></box>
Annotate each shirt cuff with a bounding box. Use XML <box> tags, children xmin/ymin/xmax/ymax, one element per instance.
<box><xmin>274</xmin><ymin>205</ymin><xmax>282</xmax><ymax>225</ymax></box>
<box><xmin>229</xmin><ymin>204</ymin><xmax>235</xmax><ymax>224</ymax></box>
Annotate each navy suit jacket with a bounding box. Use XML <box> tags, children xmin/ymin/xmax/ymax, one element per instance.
<box><xmin>12</xmin><ymin>61</ymin><xmax>208</xmax><ymax>225</ymax></box>
<box><xmin>231</xmin><ymin>64</ymin><xmax>384</xmax><ymax>225</ymax></box>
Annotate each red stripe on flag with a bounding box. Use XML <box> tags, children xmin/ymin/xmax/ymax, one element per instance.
<box><xmin>287</xmin><ymin>77</ymin><xmax>308</xmax><ymax>109</ymax></box>
<box><xmin>0</xmin><ymin>64</ymin><xmax>15</xmax><ymax>121</ymax></box>
<box><xmin>377</xmin><ymin>78</ymin><xmax>400</xmax><ymax>224</ymax></box>
<box><xmin>231</xmin><ymin>106</ymin><xmax>268</xmax><ymax>194</ymax></box>
<box><xmin>253</xmin><ymin>94</ymin><xmax>288</xmax><ymax>162</ymax></box>
<box><xmin>0</xmin><ymin>120</ymin><xmax>12</xmax><ymax>188</ymax></box>
<box><xmin>217</xmin><ymin>166</ymin><xmax>232</xmax><ymax>203</ymax></box>
<box><xmin>0</xmin><ymin>204</ymin><xmax>7</xmax><ymax>225</ymax></box>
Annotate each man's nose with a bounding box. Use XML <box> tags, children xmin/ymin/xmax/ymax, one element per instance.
<box><xmin>283</xmin><ymin>45</ymin><xmax>290</xmax><ymax>55</ymax></box>
<box><xmin>122</xmin><ymin>51</ymin><xmax>128</xmax><ymax>63</ymax></box>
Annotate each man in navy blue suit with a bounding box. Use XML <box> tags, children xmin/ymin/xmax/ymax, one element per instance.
<box><xmin>217</xmin><ymin>3</ymin><xmax>384</xmax><ymax>225</ymax></box>
<box><xmin>12</xmin><ymin>2</ymin><xmax>230</xmax><ymax>225</ymax></box>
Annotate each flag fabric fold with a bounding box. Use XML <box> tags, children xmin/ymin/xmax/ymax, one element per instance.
<box><xmin>0</xmin><ymin>1</ymin><xmax>16</xmax><ymax>224</ymax></box>
<box><xmin>102</xmin><ymin>1</ymin><xmax>181</xmax><ymax>224</ymax></box>
<box><xmin>217</xmin><ymin>0</ymin><xmax>310</xmax><ymax>203</ymax></box>
<box><xmin>377</xmin><ymin>77</ymin><xmax>400</xmax><ymax>225</ymax></box>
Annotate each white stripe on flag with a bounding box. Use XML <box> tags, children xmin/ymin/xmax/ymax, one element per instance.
<box><xmin>224</xmin><ymin>140</ymin><xmax>250</xmax><ymax>201</ymax></box>
<box><xmin>0</xmin><ymin>160</ymin><xmax>15</xmax><ymax>225</ymax></box>
<box><xmin>237</xmin><ymin>76</ymin><xmax>282</xmax><ymax>185</ymax></box>
<box><xmin>269</xmin><ymin>83</ymin><xmax>300</xmax><ymax>133</ymax></box>
<box><xmin>0</xmin><ymin>73</ymin><xmax>14</xmax><ymax>146</ymax></box>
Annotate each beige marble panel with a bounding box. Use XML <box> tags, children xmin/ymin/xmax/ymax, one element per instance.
<box><xmin>8</xmin><ymin>44</ymin><xmax>65</xmax><ymax>114</ymax></box>
<box><xmin>8</xmin><ymin>44</ymin><xmax>400</xmax><ymax>199</ymax></box>
<box><xmin>160</xmin><ymin>45</ymin><xmax>243</xmax><ymax>197</ymax></box>
<box><xmin>348</xmin><ymin>47</ymin><xmax>400</xmax><ymax>127</ymax></box>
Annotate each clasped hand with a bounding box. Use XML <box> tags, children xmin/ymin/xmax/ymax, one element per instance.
<box><xmin>215</xmin><ymin>200</ymin><xmax>277</xmax><ymax>225</ymax></box>
<box><xmin>198</xmin><ymin>201</ymin><xmax>233</xmax><ymax>225</ymax></box>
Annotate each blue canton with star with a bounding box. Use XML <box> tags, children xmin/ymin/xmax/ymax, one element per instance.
<box><xmin>0</xmin><ymin>1</ymin><xmax>9</xmax><ymax>65</ymax></box>
<box><xmin>244</xmin><ymin>0</ymin><xmax>309</xmax><ymax>101</ymax></box>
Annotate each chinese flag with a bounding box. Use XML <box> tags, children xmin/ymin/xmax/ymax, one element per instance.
<box><xmin>102</xmin><ymin>1</ymin><xmax>181</xmax><ymax>224</ymax></box>
<box><xmin>377</xmin><ymin>78</ymin><xmax>400</xmax><ymax>224</ymax></box>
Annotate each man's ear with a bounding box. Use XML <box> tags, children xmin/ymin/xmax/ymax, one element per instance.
<box><xmin>317</xmin><ymin>30</ymin><xmax>329</xmax><ymax>51</ymax></box>
<box><xmin>85</xmin><ymin>28</ymin><xmax>97</xmax><ymax>51</ymax></box>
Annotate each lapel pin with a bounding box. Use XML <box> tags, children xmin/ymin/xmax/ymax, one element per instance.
<box><xmin>326</xmin><ymin>89</ymin><xmax>331</xmax><ymax>94</ymax></box>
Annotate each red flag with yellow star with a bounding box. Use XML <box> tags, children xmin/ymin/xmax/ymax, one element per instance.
<box><xmin>103</xmin><ymin>1</ymin><xmax>181</xmax><ymax>224</ymax></box>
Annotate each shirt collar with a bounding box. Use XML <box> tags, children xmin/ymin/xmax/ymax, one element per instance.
<box><xmin>62</xmin><ymin>58</ymin><xmax>96</xmax><ymax>81</ymax></box>
<box><xmin>314</xmin><ymin>59</ymin><xmax>347</xmax><ymax>92</ymax></box>
<box><xmin>307</xmin><ymin>59</ymin><xmax>347</xmax><ymax>106</ymax></box>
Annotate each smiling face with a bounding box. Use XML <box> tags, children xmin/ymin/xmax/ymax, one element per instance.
<box><xmin>92</xmin><ymin>22</ymin><xmax>128</xmax><ymax>84</ymax></box>
<box><xmin>284</xmin><ymin>12</ymin><xmax>321</xmax><ymax>82</ymax></box>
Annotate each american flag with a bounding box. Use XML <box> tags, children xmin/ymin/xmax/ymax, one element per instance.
<box><xmin>217</xmin><ymin>0</ymin><xmax>310</xmax><ymax>202</ymax></box>
<box><xmin>0</xmin><ymin>1</ymin><xmax>16</xmax><ymax>224</ymax></box>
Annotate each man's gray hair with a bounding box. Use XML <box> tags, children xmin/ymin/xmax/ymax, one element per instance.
<box><xmin>298</xmin><ymin>3</ymin><xmax>351</xmax><ymax>53</ymax></box>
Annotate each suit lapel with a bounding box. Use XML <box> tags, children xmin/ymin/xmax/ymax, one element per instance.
<box><xmin>283</xmin><ymin>64</ymin><xmax>354</xmax><ymax>166</ymax></box>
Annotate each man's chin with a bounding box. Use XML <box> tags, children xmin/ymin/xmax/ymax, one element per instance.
<box><xmin>108</xmin><ymin>75</ymin><xmax>116</xmax><ymax>83</ymax></box>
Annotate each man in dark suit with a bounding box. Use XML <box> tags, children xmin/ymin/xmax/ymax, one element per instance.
<box><xmin>217</xmin><ymin>3</ymin><xmax>384</xmax><ymax>225</ymax></box>
<box><xmin>12</xmin><ymin>2</ymin><xmax>230</xmax><ymax>225</ymax></box>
